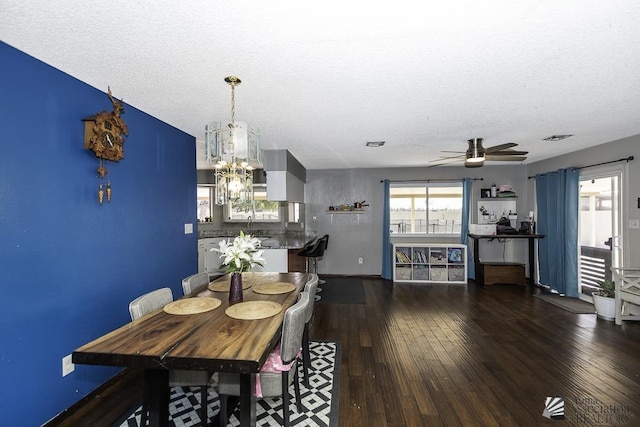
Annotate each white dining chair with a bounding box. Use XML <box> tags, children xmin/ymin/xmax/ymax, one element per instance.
<box><xmin>182</xmin><ymin>272</ymin><xmax>210</xmax><ymax>296</ymax></box>
<box><xmin>217</xmin><ymin>291</ymin><xmax>310</xmax><ymax>427</ymax></box>
<box><xmin>129</xmin><ymin>287</ymin><xmax>214</xmax><ymax>426</ymax></box>
<box><xmin>301</xmin><ymin>274</ymin><xmax>319</xmax><ymax>388</ymax></box>
<box><xmin>611</xmin><ymin>267</ymin><xmax>640</xmax><ymax>325</ymax></box>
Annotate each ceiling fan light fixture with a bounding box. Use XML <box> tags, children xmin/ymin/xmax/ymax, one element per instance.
<box><xmin>465</xmin><ymin>137</ymin><xmax>486</xmax><ymax>165</ymax></box>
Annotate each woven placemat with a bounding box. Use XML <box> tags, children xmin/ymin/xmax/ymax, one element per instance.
<box><xmin>208</xmin><ymin>280</ymin><xmax>252</xmax><ymax>292</ymax></box>
<box><xmin>225</xmin><ymin>301</ymin><xmax>282</xmax><ymax>320</ymax></box>
<box><xmin>163</xmin><ymin>298</ymin><xmax>222</xmax><ymax>315</ymax></box>
<box><xmin>252</xmin><ymin>282</ymin><xmax>296</xmax><ymax>295</ymax></box>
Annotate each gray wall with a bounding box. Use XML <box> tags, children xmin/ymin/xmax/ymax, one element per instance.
<box><xmin>526</xmin><ymin>134</ymin><xmax>640</xmax><ymax>267</ymax></box>
<box><xmin>305</xmin><ymin>165</ymin><xmax>528</xmax><ymax>276</ymax></box>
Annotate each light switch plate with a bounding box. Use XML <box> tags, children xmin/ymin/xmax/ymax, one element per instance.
<box><xmin>184</xmin><ymin>223</ymin><xmax>193</xmax><ymax>234</ymax></box>
<box><xmin>630</xmin><ymin>219</ymin><xmax>640</xmax><ymax>229</ymax></box>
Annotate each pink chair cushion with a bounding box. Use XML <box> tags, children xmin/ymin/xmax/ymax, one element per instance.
<box><xmin>255</xmin><ymin>341</ymin><xmax>302</xmax><ymax>397</ymax></box>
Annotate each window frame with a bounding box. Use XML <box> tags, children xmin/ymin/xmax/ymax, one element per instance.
<box><xmin>389</xmin><ymin>181</ymin><xmax>463</xmax><ymax>236</ymax></box>
<box><xmin>224</xmin><ymin>184</ymin><xmax>281</xmax><ymax>223</ymax></box>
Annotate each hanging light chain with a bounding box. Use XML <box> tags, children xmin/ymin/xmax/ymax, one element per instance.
<box><xmin>225</xmin><ymin>76</ymin><xmax>241</xmax><ymax>165</ymax></box>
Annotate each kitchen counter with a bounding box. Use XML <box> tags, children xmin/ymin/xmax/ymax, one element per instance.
<box><xmin>198</xmin><ymin>235</ymin><xmax>312</xmax><ymax>250</ymax></box>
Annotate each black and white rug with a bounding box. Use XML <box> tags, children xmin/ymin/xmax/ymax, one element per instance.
<box><xmin>121</xmin><ymin>341</ymin><xmax>340</xmax><ymax>427</ymax></box>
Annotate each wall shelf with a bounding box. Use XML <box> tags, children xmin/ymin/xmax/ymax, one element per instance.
<box><xmin>326</xmin><ymin>209</ymin><xmax>365</xmax><ymax>224</ymax></box>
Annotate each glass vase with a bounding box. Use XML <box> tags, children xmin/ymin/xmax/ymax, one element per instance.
<box><xmin>229</xmin><ymin>272</ymin><xmax>244</xmax><ymax>305</ymax></box>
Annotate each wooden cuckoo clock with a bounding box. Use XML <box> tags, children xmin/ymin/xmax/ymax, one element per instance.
<box><xmin>83</xmin><ymin>87</ymin><xmax>129</xmax><ymax>204</ymax></box>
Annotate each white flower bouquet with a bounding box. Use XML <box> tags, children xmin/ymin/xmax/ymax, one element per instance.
<box><xmin>212</xmin><ymin>231</ymin><xmax>265</xmax><ymax>273</ymax></box>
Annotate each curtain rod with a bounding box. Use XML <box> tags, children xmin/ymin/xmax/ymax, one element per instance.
<box><xmin>527</xmin><ymin>156</ymin><xmax>634</xmax><ymax>179</ymax></box>
<box><xmin>380</xmin><ymin>178</ymin><xmax>483</xmax><ymax>183</ymax></box>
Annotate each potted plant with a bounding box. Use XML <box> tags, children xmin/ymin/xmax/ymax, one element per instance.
<box><xmin>592</xmin><ymin>279</ymin><xmax>616</xmax><ymax>321</ymax></box>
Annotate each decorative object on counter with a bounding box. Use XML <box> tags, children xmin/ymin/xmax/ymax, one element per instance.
<box><xmin>204</xmin><ymin>76</ymin><xmax>262</xmax><ymax>208</ymax></box>
<box><xmin>490</xmin><ymin>183</ymin><xmax>497</xmax><ymax>197</ymax></box>
<box><xmin>211</xmin><ymin>231</ymin><xmax>265</xmax><ymax>304</ymax></box>
<box><xmin>83</xmin><ymin>87</ymin><xmax>128</xmax><ymax>205</ymax></box>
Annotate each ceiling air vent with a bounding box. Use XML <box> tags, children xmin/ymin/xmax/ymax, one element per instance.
<box><xmin>366</xmin><ymin>141</ymin><xmax>385</xmax><ymax>147</ymax></box>
<box><xmin>543</xmin><ymin>135</ymin><xmax>573</xmax><ymax>141</ymax></box>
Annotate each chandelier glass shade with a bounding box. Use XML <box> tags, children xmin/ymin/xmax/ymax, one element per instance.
<box><xmin>464</xmin><ymin>137</ymin><xmax>485</xmax><ymax>167</ymax></box>
<box><xmin>205</xmin><ymin>76</ymin><xmax>262</xmax><ymax>206</ymax></box>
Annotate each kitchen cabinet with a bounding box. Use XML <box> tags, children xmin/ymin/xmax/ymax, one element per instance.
<box><xmin>287</xmin><ymin>249</ymin><xmax>306</xmax><ymax>272</ymax></box>
<box><xmin>253</xmin><ymin>248</ymin><xmax>288</xmax><ymax>273</ymax></box>
<box><xmin>393</xmin><ymin>243</ymin><xmax>467</xmax><ymax>284</ymax></box>
<box><xmin>198</xmin><ymin>240</ymin><xmax>206</xmax><ymax>273</ymax></box>
<box><xmin>201</xmin><ymin>238</ymin><xmax>226</xmax><ymax>276</ymax></box>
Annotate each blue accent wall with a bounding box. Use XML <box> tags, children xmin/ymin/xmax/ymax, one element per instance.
<box><xmin>0</xmin><ymin>42</ymin><xmax>197</xmax><ymax>425</ymax></box>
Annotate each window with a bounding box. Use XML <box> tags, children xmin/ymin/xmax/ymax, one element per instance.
<box><xmin>389</xmin><ymin>183</ymin><xmax>462</xmax><ymax>235</ymax></box>
<box><xmin>197</xmin><ymin>186</ymin><xmax>213</xmax><ymax>222</ymax></box>
<box><xmin>225</xmin><ymin>184</ymin><xmax>281</xmax><ymax>222</ymax></box>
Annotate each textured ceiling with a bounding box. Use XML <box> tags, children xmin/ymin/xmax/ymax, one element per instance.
<box><xmin>2</xmin><ymin>0</ymin><xmax>640</xmax><ymax>169</ymax></box>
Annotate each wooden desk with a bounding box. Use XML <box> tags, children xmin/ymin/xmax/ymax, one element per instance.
<box><xmin>73</xmin><ymin>272</ymin><xmax>308</xmax><ymax>427</ymax></box>
<box><xmin>468</xmin><ymin>234</ymin><xmax>544</xmax><ymax>290</ymax></box>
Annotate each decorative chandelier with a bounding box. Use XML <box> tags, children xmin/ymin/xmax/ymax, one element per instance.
<box><xmin>205</xmin><ymin>76</ymin><xmax>262</xmax><ymax>206</ymax></box>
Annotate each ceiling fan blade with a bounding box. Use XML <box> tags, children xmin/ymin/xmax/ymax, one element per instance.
<box><xmin>485</xmin><ymin>155</ymin><xmax>527</xmax><ymax>161</ymax></box>
<box><xmin>429</xmin><ymin>153</ymin><xmax>465</xmax><ymax>163</ymax></box>
<box><xmin>427</xmin><ymin>157</ymin><xmax>465</xmax><ymax>167</ymax></box>
<box><xmin>440</xmin><ymin>150</ymin><xmax>465</xmax><ymax>154</ymax></box>
<box><xmin>487</xmin><ymin>150</ymin><xmax>529</xmax><ymax>156</ymax></box>
<box><xmin>485</xmin><ymin>143</ymin><xmax>517</xmax><ymax>152</ymax></box>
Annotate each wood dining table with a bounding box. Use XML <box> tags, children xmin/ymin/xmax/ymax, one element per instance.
<box><xmin>72</xmin><ymin>272</ymin><xmax>308</xmax><ymax>427</ymax></box>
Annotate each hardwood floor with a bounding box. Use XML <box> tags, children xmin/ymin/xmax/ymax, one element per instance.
<box><xmin>311</xmin><ymin>279</ymin><xmax>640</xmax><ymax>426</ymax></box>
<box><xmin>47</xmin><ymin>278</ymin><xmax>640</xmax><ymax>426</ymax></box>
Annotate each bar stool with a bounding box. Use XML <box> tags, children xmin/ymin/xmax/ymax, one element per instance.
<box><xmin>298</xmin><ymin>238</ymin><xmax>325</xmax><ymax>276</ymax></box>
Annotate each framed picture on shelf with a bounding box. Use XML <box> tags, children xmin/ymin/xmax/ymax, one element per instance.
<box><xmin>480</xmin><ymin>188</ymin><xmax>492</xmax><ymax>198</ymax></box>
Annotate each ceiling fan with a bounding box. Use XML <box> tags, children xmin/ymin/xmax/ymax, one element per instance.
<box><xmin>428</xmin><ymin>138</ymin><xmax>528</xmax><ymax>168</ymax></box>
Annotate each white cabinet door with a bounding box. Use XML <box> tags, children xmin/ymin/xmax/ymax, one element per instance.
<box><xmin>198</xmin><ymin>240</ymin><xmax>206</xmax><ymax>273</ymax></box>
<box><xmin>204</xmin><ymin>238</ymin><xmax>225</xmax><ymax>275</ymax></box>
<box><xmin>253</xmin><ymin>249</ymin><xmax>288</xmax><ymax>273</ymax></box>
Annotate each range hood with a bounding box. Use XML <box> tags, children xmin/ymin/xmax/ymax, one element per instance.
<box><xmin>263</xmin><ymin>150</ymin><xmax>305</xmax><ymax>202</ymax></box>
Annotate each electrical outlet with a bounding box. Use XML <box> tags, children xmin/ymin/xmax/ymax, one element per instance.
<box><xmin>62</xmin><ymin>354</ymin><xmax>75</xmax><ymax>377</ymax></box>
<box><xmin>184</xmin><ymin>223</ymin><xmax>193</xmax><ymax>234</ymax></box>
<box><xmin>630</xmin><ymin>219</ymin><xmax>640</xmax><ymax>230</ymax></box>
<box><xmin>358</xmin><ymin>257</ymin><xmax>363</xmax><ymax>264</ymax></box>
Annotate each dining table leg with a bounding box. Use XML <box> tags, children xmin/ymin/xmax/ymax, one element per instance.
<box><xmin>146</xmin><ymin>369</ymin><xmax>170</xmax><ymax>427</ymax></box>
<box><xmin>238</xmin><ymin>373</ymin><xmax>257</xmax><ymax>427</ymax></box>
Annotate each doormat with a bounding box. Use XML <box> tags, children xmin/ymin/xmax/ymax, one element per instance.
<box><xmin>121</xmin><ymin>341</ymin><xmax>340</xmax><ymax>427</ymax></box>
<box><xmin>534</xmin><ymin>294</ymin><xmax>595</xmax><ymax>314</ymax></box>
<box><xmin>316</xmin><ymin>277</ymin><xmax>366</xmax><ymax>304</ymax></box>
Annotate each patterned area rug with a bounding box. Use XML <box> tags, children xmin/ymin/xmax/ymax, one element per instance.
<box><xmin>121</xmin><ymin>341</ymin><xmax>340</xmax><ymax>427</ymax></box>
